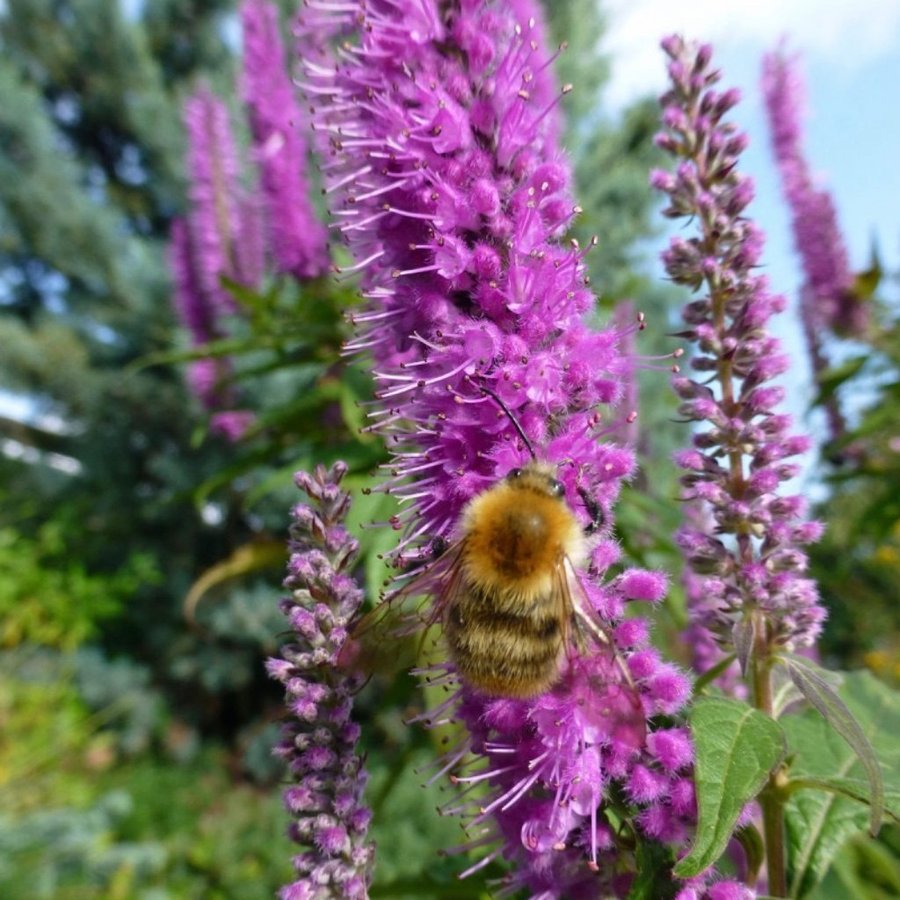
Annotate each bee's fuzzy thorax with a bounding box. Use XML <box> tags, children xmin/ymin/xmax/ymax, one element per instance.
<box><xmin>459</xmin><ymin>463</ymin><xmax>586</xmax><ymax>600</ymax></box>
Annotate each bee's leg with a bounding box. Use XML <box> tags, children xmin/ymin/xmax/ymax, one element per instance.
<box><xmin>430</xmin><ymin>535</ymin><xmax>449</xmax><ymax>559</ymax></box>
<box><xmin>577</xmin><ymin>486</ymin><xmax>605</xmax><ymax>536</ymax></box>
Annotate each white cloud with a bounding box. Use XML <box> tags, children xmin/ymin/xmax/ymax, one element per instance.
<box><xmin>602</xmin><ymin>0</ymin><xmax>900</xmax><ymax>108</ymax></box>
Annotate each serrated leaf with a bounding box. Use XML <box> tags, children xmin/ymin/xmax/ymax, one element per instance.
<box><xmin>812</xmin><ymin>779</ymin><xmax>900</xmax><ymax>822</ymax></box>
<box><xmin>782</xmin><ymin>671</ymin><xmax>900</xmax><ymax>898</ymax></box>
<box><xmin>785</xmin><ymin>658</ymin><xmax>884</xmax><ymax>834</ymax></box>
<box><xmin>806</xmin><ymin>829</ymin><xmax>900</xmax><ymax>900</ymax></box>
<box><xmin>674</xmin><ymin>697</ymin><xmax>786</xmax><ymax>878</ymax></box>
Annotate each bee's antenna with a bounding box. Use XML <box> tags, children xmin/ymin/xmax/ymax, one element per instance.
<box><xmin>475</xmin><ymin>381</ymin><xmax>537</xmax><ymax>461</ymax></box>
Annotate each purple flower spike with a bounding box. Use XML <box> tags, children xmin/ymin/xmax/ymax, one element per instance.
<box><xmin>240</xmin><ymin>0</ymin><xmax>329</xmax><ymax>279</ymax></box>
<box><xmin>300</xmin><ymin>2</ymin><xmax>692</xmax><ymax>893</ymax></box>
<box><xmin>183</xmin><ymin>86</ymin><xmax>245</xmax><ymax>312</ymax></box>
<box><xmin>169</xmin><ymin>217</ymin><xmax>216</xmax><ymax>345</ymax></box>
<box><xmin>654</xmin><ymin>35</ymin><xmax>826</xmax><ymax>654</ymax></box>
<box><xmin>171</xmin><ymin>86</ymin><xmax>262</xmax><ymax>441</ymax></box>
<box><xmin>269</xmin><ymin>462</ymin><xmax>373</xmax><ymax>899</ymax></box>
<box><xmin>761</xmin><ymin>48</ymin><xmax>865</xmax><ymax>340</ymax></box>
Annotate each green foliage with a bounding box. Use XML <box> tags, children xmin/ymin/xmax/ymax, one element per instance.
<box><xmin>783</xmin><ymin>672</ymin><xmax>900</xmax><ymax>898</ymax></box>
<box><xmin>0</xmin><ymin>659</ymin><xmax>93</xmax><ymax>815</ymax></box>
<box><xmin>628</xmin><ymin>838</ymin><xmax>678</xmax><ymax>900</ymax></box>
<box><xmin>809</xmin><ymin>825</ymin><xmax>900</xmax><ymax>900</ymax></box>
<box><xmin>675</xmin><ymin>697</ymin><xmax>786</xmax><ymax>878</ymax></box>
<box><xmin>366</xmin><ymin>748</ymin><xmax>496</xmax><ymax>897</ymax></box>
<box><xmin>784</xmin><ymin>659</ymin><xmax>885</xmax><ymax>834</ymax></box>
<box><xmin>0</xmin><ymin>519</ymin><xmax>157</xmax><ymax>650</ymax></box>
<box><xmin>0</xmin><ymin>752</ymin><xmax>295</xmax><ymax>899</ymax></box>
<box><xmin>806</xmin><ymin>251</ymin><xmax>900</xmax><ymax>676</ymax></box>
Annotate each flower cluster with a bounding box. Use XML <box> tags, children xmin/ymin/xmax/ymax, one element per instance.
<box><xmin>241</xmin><ymin>0</ymin><xmax>329</xmax><ymax>280</ymax></box>
<box><xmin>267</xmin><ymin>462</ymin><xmax>373</xmax><ymax>900</ymax></box>
<box><xmin>299</xmin><ymin>1</ymin><xmax>697</xmax><ymax>894</ymax></box>
<box><xmin>170</xmin><ymin>3</ymin><xmax>331</xmax><ymax>441</ymax></box>
<box><xmin>181</xmin><ymin>86</ymin><xmax>263</xmax><ymax>315</ymax></box>
<box><xmin>653</xmin><ymin>35</ymin><xmax>826</xmax><ymax>654</ymax></box>
<box><xmin>171</xmin><ymin>86</ymin><xmax>260</xmax><ymax>440</ymax></box>
<box><xmin>761</xmin><ymin>48</ymin><xmax>864</xmax><ymax>341</ymax></box>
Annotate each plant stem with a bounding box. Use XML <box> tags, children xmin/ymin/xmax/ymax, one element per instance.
<box><xmin>752</xmin><ymin>623</ymin><xmax>787</xmax><ymax>897</ymax></box>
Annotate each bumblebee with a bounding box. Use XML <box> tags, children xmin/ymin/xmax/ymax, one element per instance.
<box><xmin>347</xmin><ymin>458</ymin><xmax>639</xmax><ymax>710</ymax></box>
<box><xmin>443</xmin><ymin>460</ymin><xmax>587</xmax><ymax>696</ymax></box>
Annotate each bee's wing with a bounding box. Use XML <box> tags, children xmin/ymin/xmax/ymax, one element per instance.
<box><xmin>559</xmin><ymin>558</ymin><xmax>615</xmax><ymax>655</ymax></box>
<box><xmin>337</xmin><ymin>540</ymin><xmax>467</xmax><ymax>675</ymax></box>
<box><xmin>557</xmin><ymin>555</ymin><xmax>647</xmax><ymax>749</ymax></box>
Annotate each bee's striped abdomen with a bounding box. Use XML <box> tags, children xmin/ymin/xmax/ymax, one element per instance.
<box><xmin>445</xmin><ymin>585</ymin><xmax>564</xmax><ymax>698</ymax></box>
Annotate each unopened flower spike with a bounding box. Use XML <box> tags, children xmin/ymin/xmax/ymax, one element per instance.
<box><xmin>653</xmin><ymin>34</ymin><xmax>826</xmax><ymax>663</ymax></box>
<box><xmin>761</xmin><ymin>46</ymin><xmax>865</xmax><ymax>447</ymax></box>
<box><xmin>761</xmin><ymin>47</ymin><xmax>864</xmax><ymax>340</ymax></box>
<box><xmin>268</xmin><ymin>462</ymin><xmax>373</xmax><ymax>899</ymax></box>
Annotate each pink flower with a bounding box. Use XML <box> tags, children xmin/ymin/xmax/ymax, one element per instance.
<box><xmin>299</xmin><ymin>2</ymin><xmax>691</xmax><ymax>894</ymax></box>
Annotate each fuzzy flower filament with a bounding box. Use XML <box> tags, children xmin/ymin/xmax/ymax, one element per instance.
<box><xmin>268</xmin><ymin>462</ymin><xmax>373</xmax><ymax>899</ymax></box>
<box><xmin>299</xmin><ymin>2</ymin><xmax>696</xmax><ymax>894</ymax></box>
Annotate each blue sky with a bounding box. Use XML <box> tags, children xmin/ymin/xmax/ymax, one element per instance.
<box><xmin>600</xmin><ymin>0</ymin><xmax>900</xmax><ymax>450</ymax></box>
<box><xmin>602</xmin><ymin>0</ymin><xmax>900</xmax><ymax>279</ymax></box>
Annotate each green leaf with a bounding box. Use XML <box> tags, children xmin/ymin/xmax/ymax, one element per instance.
<box><xmin>627</xmin><ymin>836</ymin><xmax>677</xmax><ymax>899</ymax></box>
<box><xmin>806</xmin><ymin>828</ymin><xmax>900</xmax><ymax>900</ymax></box>
<box><xmin>782</xmin><ymin>671</ymin><xmax>900</xmax><ymax>898</ymax></box>
<box><xmin>851</xmin><ymin>246</ymin><xmax>883</xmax><ymax>303</ymax></box>
<box><xmin>674</xmin><ymin>697</ymin><xmax>786</xmax><ymax>878</ymax></box>
<box><xmin>785</xmin><ymin>658</ymin><xmax>884</xmax><ymax>834</ymax></box>
<box><xmin>183</xmin><ymin>539</ymin><xmax>286</xmax><ymax>622</ymax></box>
<box><xmin>812</xmin><ymin>356</ymin><xmax>868</xmax><ymax>408</ymax></box>
<box><xmin>733</xmin><ymin>617</ymin><xmax>756</xmax><ymax>676</ymax></box>
<box><xmin>342</xmin><ymin>475</ymin><xmax>402</xmax><ymax>604</ymax></box>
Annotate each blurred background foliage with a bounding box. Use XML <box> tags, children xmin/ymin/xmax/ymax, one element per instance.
<box><xmin>0</xmin><ymin>0</ymin><xmax>896</xmax><ymax>897</ymax></box>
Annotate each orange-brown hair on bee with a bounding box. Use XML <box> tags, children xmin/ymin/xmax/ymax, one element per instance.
<box><xmin>443</xmin><ymin>461</ymin><xmax>587</xmax><ymax>698</ymax></box>
<box><xmin>342</xmin><ymin>386</ymin><xmax>638</xmax><ymax>704</ymax></box>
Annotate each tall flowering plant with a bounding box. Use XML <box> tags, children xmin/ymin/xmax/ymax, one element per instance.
<box><xmin>159</xmin><ymin>4</ymin><xmax>895</xmax><ymax>896</ymax></box>
<box><xmin>269</xmin><ymin>462</ymin><xmax>373</xmax><ymax>900</ymax></box>
<box><xmin>170</xmin><ymin>86</ymin><xmax>261</xmax><ymax>440</ymax></box>
<box><xmin>169</xmin><ymin>1</ymin><xmax>332</xmax><ymax>442</ymax></box>
<box><xmin>289</xmin><ymin>2</ymin><xmax>798</xmax><ymax>897</ymax></box>
<box><xmin>760</xmin><ymin>48</ymin><xmax>864</xmax><ymax>447</ymax></box>
<box><xmin>653</xmin><ymin>35</ymin><xmax>827</xmax><ymax>675</ymax></box>
<box><xmin>761</xmin><ymin>48</ymin><xmax>865</xmax><ymax>341</ymax></box>
<box><xmin>654</xmin><ymin>35</ymin><xmax>884</xmax><ymax>898</ymax></box>
<box><xmin>240</xmin><ymin>0</ymin><xmax>329</xmax><ymax>280</ymax></box>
